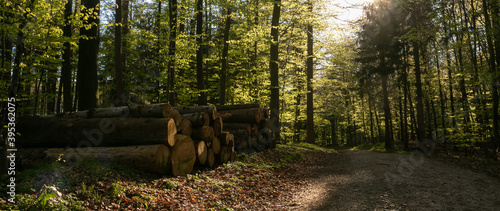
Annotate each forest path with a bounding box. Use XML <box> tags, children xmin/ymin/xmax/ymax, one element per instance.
<box><xmin>287</xmin><ymin>150</ymin><xmax>500</xmax><ymax>210</ymax></box>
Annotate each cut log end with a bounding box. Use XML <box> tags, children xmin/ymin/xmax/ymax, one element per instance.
<box><xmin>195</xmin><ymin>141</ymin><xmax>208</xmax><ymax>165</ymax></box>
<box><xmin>171</xmin><ymin>134</ymin><xmax>196</xmax><ymax>176</ymax></box>
<box><xmin>167</xmin><ymin>118</ymin><xmax>178</xmax><ymax>146</ymax></box>
<box><xmin>207</xmin><ymin>148</ymin><xmax>215</xmax><ymax>168</ymax></box>
<box><xmin>156</xmin><ymin>145</ymin><xmax>172</xmax><ymax>174</ymax></box>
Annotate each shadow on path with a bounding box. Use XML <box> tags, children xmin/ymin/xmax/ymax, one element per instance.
<box><xmin>290</xmin><ymin>150</ymin><xmax>500</xmax><ymax>210</ymax></box>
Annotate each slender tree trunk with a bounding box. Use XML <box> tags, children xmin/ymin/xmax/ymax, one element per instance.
<box><xmin>381</xmin><ymin>74</ymin><xmax>394</xmax><ymax>149</ymax></box>
<box><xmin>331</xmin><ymin>117</ymin><xmax>337</xmax><ymax>146</ymax></box>
<box><xmin>196</xmin><ymin>0</ymin><xmax>207</xmax><ymax>105</ymax></box>
<box><xmin>220</xmin><ymin>8</ymin><xmax>231</xmax><ymax>105</ymax></box>
<box><xmin>306</xmin><ymin>0</ymin><xmax>314</xmax><ymax>143</ymax></box>
<box><xmin>62</xmin><ymin>0</ymin><xmax>73</xmax><ymax>112</ymax></box>
<box><xmin>413</xmin><ymin>41</ymin><xmax>426</xmax><ymax>142</ymax></box>
<box><xmin>433</xmin><ymin>42</ymin><xmax>447</xmax><ymax>141</ymax></box>
<box><xmin>121</xmin><ymin>0</ymin><xmax>129</xmax><ymax>94</ymax></box>
<box><xmin>168</xmin><ymin>0</ymin><xmax>178</xmax><ymax>105</ymax></box>
<box><xmin>269</xmin><ymin>0</ymin><xmax>281</xmax><ymax>143</ymax></box>
<box><xmin>483</xmin><ymin>0</ymin><xmax>499</xmax><ymax>159</ymax></box>
<box><xmin>368</xmin><ymin>95</ymin><xmax>375</xmax><ymax>144</ymax></box>
<box><xmin>491</xmin><ymin>0</ymin><xmax>500</xmax><ymax>154</ymax></box>
<box><xmin>77</xmin><ymin>0</ymin><xmax>100</xmax><ymax>111</ymax></box>
<box><xmin>115</xmin><ymin>0</ymin><xmax>124</xmax><ymax>105</ymax></box>
<box><xmin>155</xmin><ymin>1</ymin><xmax>162</xmax><ymax>103</ymax></box>
<box><xmin>293</xmin><ymin>93</ymin><xmax>301</xmax><ymax>143</ymax></box>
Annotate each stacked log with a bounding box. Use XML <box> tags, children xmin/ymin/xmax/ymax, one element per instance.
<box><xmin>17</xmin><ymin>103</ymin><xmax>273</xmax><ymax>176</ymax></box>
<box><xmin>215</xmin><ymin>105</ymin><xmax>275</xmax><ymax>153</ymax></box>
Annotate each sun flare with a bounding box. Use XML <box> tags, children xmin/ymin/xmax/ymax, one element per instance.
<box><xmin>335</xmin><ymin>0</ymin><xmax>375</xmax><ymax>21</ymax></box>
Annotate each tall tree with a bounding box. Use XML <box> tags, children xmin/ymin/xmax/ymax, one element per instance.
<box><xmin>219</xmin><ymin>7</ymin><xmax>231</xmax><ymax>105</ymax></box>
<box><xmin>115</xmin><ymin>0</ymin><xmax>125</xmax><ymax>105</ymax></box>
<box><xmin>76</xmin><ymin>0</ymin><xmax>100</xmax><ymax>111</ymax></box>
<box><xmin>483</xmin><ymin>0</ymin><xmax>499</xmax><ymax>158</ymax></box>
<box><xmin>270</xmin><ymin>0</ymin><xmax>281</xmax><ymax>143</ymax></box>
<box><xmin>306</xmin><ymin>0</ymin><xmax>314</xmax><ymax>143</ymax></box>
<box><xmin>168</xmin><ymin>0</ymin><xmax>178</xmax><ymax>105</ymax></box>
<box><xmin>196</xmin><ymin>0</ymin><xmax>207</xmax><ymax>105</ymax></box>
<box><xmin>62</xmin><ymin>0</ymin><xmax>73</xmax><ymax>112</ymax></box>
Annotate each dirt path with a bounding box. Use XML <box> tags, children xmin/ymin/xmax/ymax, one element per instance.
<box><xmin>287</xmin><ymin>150</ymin><xmax>500</xmax><ymax>210</ymax></box>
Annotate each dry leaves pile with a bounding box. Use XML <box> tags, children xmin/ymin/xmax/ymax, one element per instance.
<box><xmin>0</xmin><ymin>145</ymin><xmax>313</xmax><ymax>210</ymax></box>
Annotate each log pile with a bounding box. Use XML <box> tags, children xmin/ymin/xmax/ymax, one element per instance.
<box><xmin>216</xmin><ymin>105</ymin><xmax>275</xmax><ymax>153</ymax></box>
<box><xmin>17</xmin><ymin>103</ymin><xmax>275</xmax><ymax>176</ymax></box>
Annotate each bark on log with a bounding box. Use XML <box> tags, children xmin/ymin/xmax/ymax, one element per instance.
<box><xmin>46</xmin><ymin>104</ymin><xmax>173</xmax><ymax>119</ymax></box>
<box><xmin>215</xmin><ymin>104</ymin><xmax>260</xmax><ymax>111</ymax></box>
<box><xmin>223</xmin><ymin>123</ymin><xmax>252</xmax><ymax>135</ymax></box>
<box><xmin>137</xmin><ymin>104</ymin><xmax>173</xmax><ymax>118</ymax></box>
<box><xmin>195</xmin><ymin>140</ymin><xmax>208</xmax><ymax>165</ymax></box>
<box><xmin>171</xmin><ymin>134</ymin><xmax>196</xmax><ymax>176</ymax></box>
<box><xmin>219</xmin><ymin>113</ymin><xmax>232</xmax><ymax>121</ymax></box>
<box><xmin>17</xmin><ymin>117</ymin><xmax>177</xmax><ymax>148</ymax></box>
<box><xmin>20</xmin><ymin>145</ymin><xmax>172</xmax><ymax>174</ymax></box>
<box><xmin>92</xmin><ymin>106</ymin><xmax>134</xmax><ymax>118</ymax></box>
<box><xmin>218</xmin><ymin>108</ymin><xmax>261</xmax><ymax>123</ymax></box>
<box><xmin>181</xmin><ymin>112</ymin><xmax>209</xmax><ymax>127</ymax></box>
<box><xmin>212</xmin><ymin>116</ymin><xmax>223</xmax><ymax>136</ymax></box>
<box><xmin>173</xmin><ymin>106</ymin><xmax>217</xmax><ymax>120</ymax></box>
<box><xmin>192</xmin><ymin>126</ymin><xmax>215</xmax><ymax>141</ymax></box>
<box><xmin>206</xmin><ymin>148</ymin><xmax>215</xmax><ymax>168</ymax></box>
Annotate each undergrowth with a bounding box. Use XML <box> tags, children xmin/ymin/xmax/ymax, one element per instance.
<box><xmin>0</xmin><ymin>143</ymin><xmax>326</xmax><ymax>210</ymax></box>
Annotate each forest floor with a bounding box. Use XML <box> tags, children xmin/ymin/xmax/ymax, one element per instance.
<box><xmin>2</xmin><ymin>143</ymin><xmax>500</xmax><ymax>210</ymax></box>
<box><xmin>288</xmin><ymin>148</ymin><xmax>500</xmax><ymax>210</ymax></box>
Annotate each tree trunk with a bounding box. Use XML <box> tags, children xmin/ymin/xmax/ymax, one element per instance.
<box><xmin>121</xmin><ymin>0</ymin><xmax>129</xmax><ymax>86</ymax></box>
<box><xmin>196</xmin><ymin>0</ymin><xmax>207</xmax><ymax>105</ymax></box>
<box><xmin>220</xmin><ymin>8</ymin><xmax>231</xmax><ymax>105</ymax></box>
<box><xmin>306</xmin><ymin>0</ymin><xmax>314</xmax><ymax>144</ymax></box>
<box><xmin>77</xmin><ymin>0</ymin><xmax>100</xmax><ymax>111</ymax></box>
<box><xmin>17</xmin><ymin>117</ymin><xmax>177</xmax><ymax>148</ymax></box>
<box><xmin>20</xmin><ymin>145</ymin><xmax>172</xmax><ymax>174</ymax></box>
<box><xmin>171</xmin><ymin>134</ymin><xmax>196</xmax><ymax>176</ymax></box>
<box><xmin>115</xmin><ymin>0</ymin><xmax>125</xmax><ymax>105</ymax></box>
<box><xmin>269</xmin><ymin>0</ymin><xmax>281</xmax><ymax>142</ymax></box>
<box><xmin>483</xmin><ymin>0</ymin><xmax>499</xmax><ymax>159</ymax></box>
<box><xmin>168</xmin><ymin>0</ymin><xmax>177</xmax><ymax>105</ymax></box>
<box><xmin>62</xmin><ymin>0</ymin><xmax>73</xmax><ymax>112</ymax></box>
<box><xmin>413</xmin><ymin>41</ymin><xmax>426</xmax><ymax>142</ymax></box>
